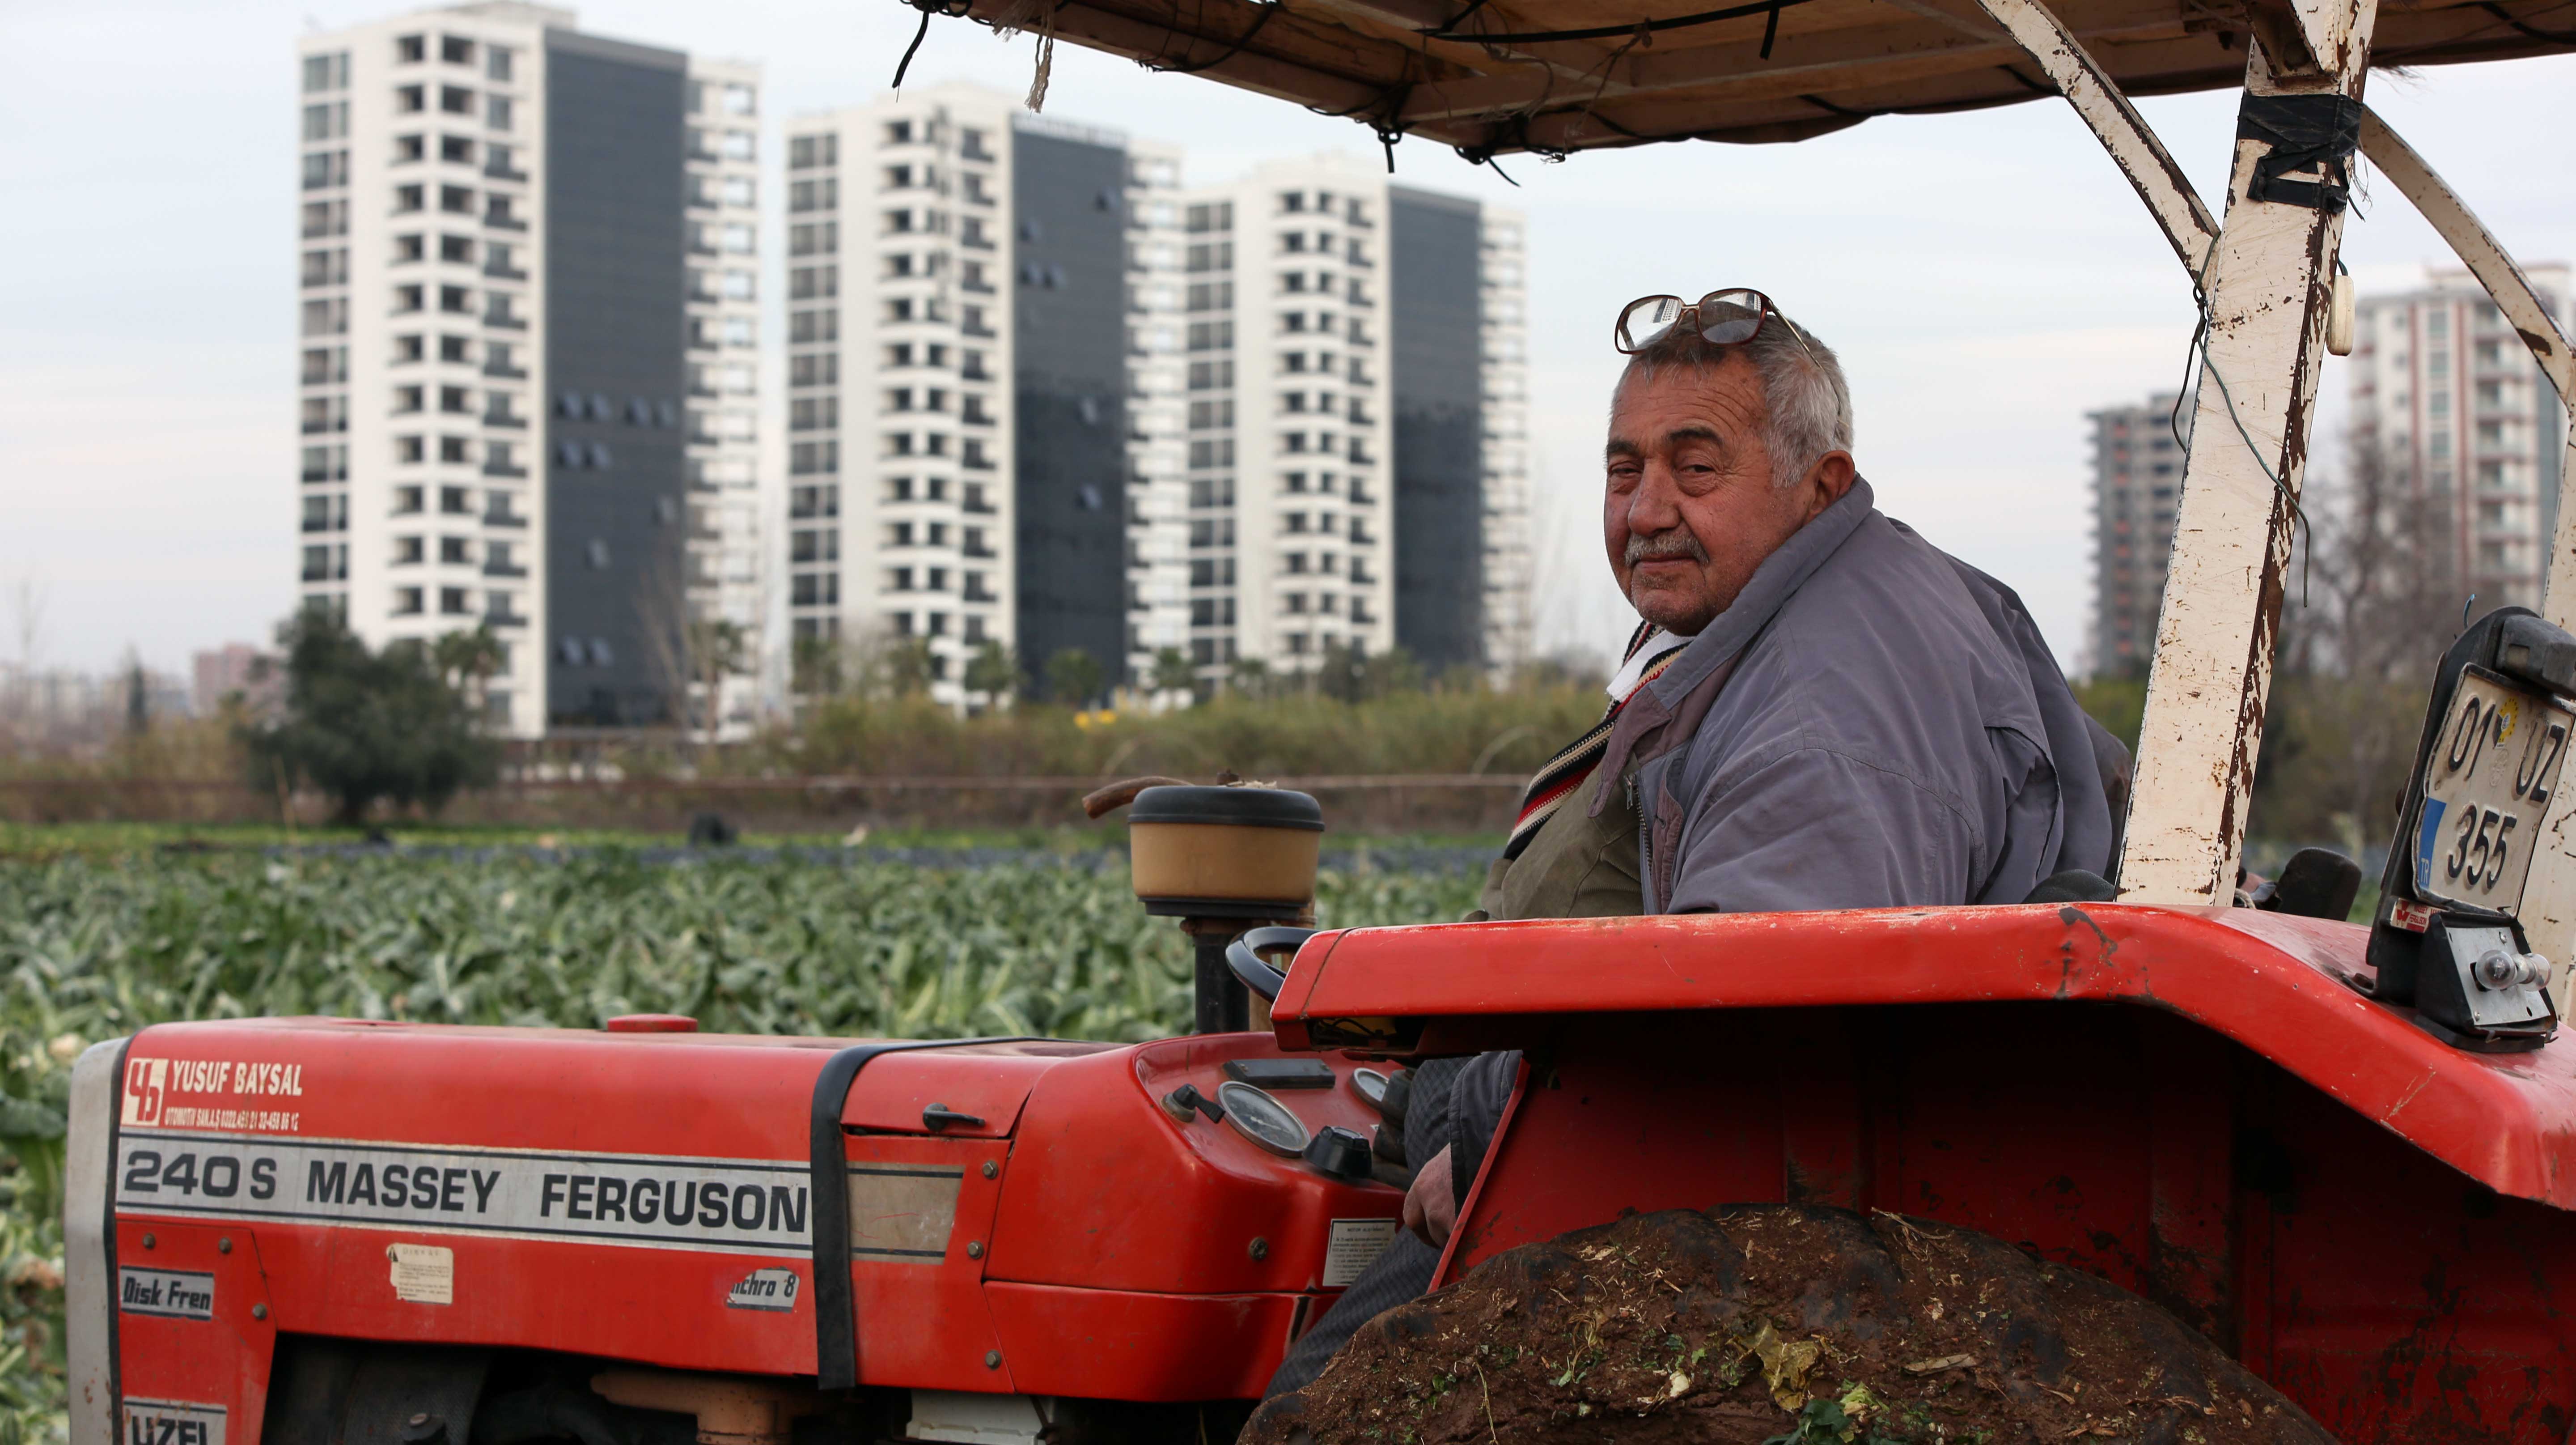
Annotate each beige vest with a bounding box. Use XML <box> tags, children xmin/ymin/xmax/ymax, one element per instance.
<box><xmin>1469</xmin><ymin>768</ymin><xmax>1644</xmax><ymax>922</ymax></box>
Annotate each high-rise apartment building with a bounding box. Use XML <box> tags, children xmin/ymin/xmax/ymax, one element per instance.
<box><xmin>781</xmin><ymin>85</ymin><xmax>1185</xmax><ymax>704</ymax></box>
<box><xmin>1174</xmin><ymin>157</ymin><xmax>1399</xmax><ymax>676</ymax></box>
<box><xmin>782</xmin><ymin>90</ymin><xmax>1529</xmax><ymax>703</ymax></box>
<box><xmin>2350</xmin><ymin>265</ymin><xmax>2571</xmax><ymax>611</ymax></box>
<box><xmin>294</xmin><ymin>2</ymin><xmax>762</xmax><ymax>737</ymax></box>
<box><xmin>1170</xmin><ymin>159</ymin><xmax>1530</xmax><ymax>681</ymax></box>
<box><xmin>2088</xmin><ymin>393</ymin><xmax>2184</xmax><ymax>677</ymax></box>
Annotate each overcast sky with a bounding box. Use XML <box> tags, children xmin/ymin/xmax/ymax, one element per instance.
<box><xmin>4</xmin><ymin>0</ymin><xmax>2572</xmax><ymax>679</ymax></box>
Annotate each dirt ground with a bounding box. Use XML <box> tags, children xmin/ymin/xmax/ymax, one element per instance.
<box><xmin>1246</xmin><ymin>1205</ymin><xmax>2335</xmax><ymax>1445</ymax></box>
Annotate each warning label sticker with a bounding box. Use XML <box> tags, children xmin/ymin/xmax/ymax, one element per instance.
<box><xmin>1322</xmin><ymin>1217</ymin><xmax>1400</xmax><ymax>1288</ymax></box>
<box><xmin>119</xmin><ymin>1267</ymin><xmax>215</xmax><ymax>1320</ymax></box>
<box><xmin>123</xmin><ymin>1399</ymin><xmax>225</xmax><ymax>1445</ymax></box>
<box><xmin>387</xmin><ymin>1243</ymin><xmax>453</xmax><ymax>1304</ymax></box>
<box><xmin>114</xmin><ymin>1130</ymin><xmax>817</xmax><ymax>1257</ymax></box>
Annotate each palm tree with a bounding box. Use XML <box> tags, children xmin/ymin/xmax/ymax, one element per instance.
<box><xmin>964</xmin><ymin>641</ymin><xmax>1017</xmax><ymax>711</ymax></box>
<box><xmin>1149</xmin><ymin>646</ymin><xmax>1196</xmax><ymax>706</ymax></box>
<box><xmin>432</xmin><ymin>626</ymin><xmax>508</xmax><ymax>722</ymax></box>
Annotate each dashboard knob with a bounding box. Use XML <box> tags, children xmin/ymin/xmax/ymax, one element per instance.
<box><xmin>1303</xmin><ymin>1124</ymin><xmax>1373</xmax><ymax>1184</ymax></box>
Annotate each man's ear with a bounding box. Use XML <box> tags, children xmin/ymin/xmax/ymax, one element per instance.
<box><xmin>1801</xmin><ymin>451</ymin><xmax>1857</xmax><ymax>521</ymax></box>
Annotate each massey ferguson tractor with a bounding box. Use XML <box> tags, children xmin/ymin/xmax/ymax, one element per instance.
<box><xmin>65</xmin><ymin>0</ymin><xmax>2576</xmax><ymax>1437</ymax></box>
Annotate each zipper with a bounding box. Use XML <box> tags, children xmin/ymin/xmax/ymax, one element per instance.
<box><xmin>1630</xmin><ymin>769</ymin><xmax>1655</xmax><ymax>912</ymax></box>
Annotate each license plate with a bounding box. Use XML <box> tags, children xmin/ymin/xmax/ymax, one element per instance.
<box><xmin>2412</xmin><ymin>665</ymin><xmax>2575</xmax><ymax>915</ymax></box>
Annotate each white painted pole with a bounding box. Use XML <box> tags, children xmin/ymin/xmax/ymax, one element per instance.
<box><xmin>2114</xmin><ymin>17</ymin><xmax>2379</xmax><ymax>905</ymax></box>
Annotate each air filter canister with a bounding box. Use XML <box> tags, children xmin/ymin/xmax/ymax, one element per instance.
<box><xmin>1127</xmin><ymin>785</ymin><xmax>1324</xmax><ymax>910</ymax></box>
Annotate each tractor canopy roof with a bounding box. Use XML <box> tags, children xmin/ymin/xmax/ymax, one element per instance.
<box><xmin>928</xmin><ymin>0</ymin><xmax>2575</xmax><ymax>158</ymax></box>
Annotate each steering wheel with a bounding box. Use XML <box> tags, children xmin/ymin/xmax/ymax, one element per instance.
<box><xmin>1224</xmin><ymin>926</ymin><xmax>1315</xmax><ymax>1001</ymax></box>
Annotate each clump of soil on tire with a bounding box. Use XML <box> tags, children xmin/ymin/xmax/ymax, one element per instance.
<box><xmin>1248</xmin><ymin>1205</ymin><xmax>2334</xmax><ymax>1445</ymax></box>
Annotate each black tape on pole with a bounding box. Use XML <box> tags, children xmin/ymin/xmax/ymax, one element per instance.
<box><xmin>2235</xmin><ymin>92</ymin><xmax>2364</xmax><ymax>213</ymax></box>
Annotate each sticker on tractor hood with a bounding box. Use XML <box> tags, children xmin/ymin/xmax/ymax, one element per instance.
<box><xmin>725</xmin><ymin>1266</ymin><xmax>801</xmax><ymax>1311</ymax></box>
<box><xmin>123</xmin><ymin>1399</ymin><xmax>225</xmax><ymax>1445</ymax></box>
<box><xmin>387</xmin><ymin>1242</ymin><xmax>453</xmax><ymax>1304</ymax></box>
<box><xmin>122</xmin><ymin>1058</ymin><xmax>305</xmax><ymax>1134</ymax></box>
<box><xmin>113</xmin><ymin>1130</ymin><xmax>820</xmax><ymax>1257</ymax></box>
<box><xmin>119</xmin><ymin>1267</ymin><xmax>215</xmax><ymax>1320</ymax></box>
<box><xmin>1322</xmin><ymin>1218</ymin><xmax>1398</xmax><ymax>1288</ymax></box>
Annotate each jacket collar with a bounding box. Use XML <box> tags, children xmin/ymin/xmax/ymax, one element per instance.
<box><xmin>1641</xmin><ymin>475</ymin><xmax>1874</xmax><ymax>711</ymax></box>
<box><xmin>1587</xmin><ymin>476</ymin><xmax>1877</xmax><ymax>814</ymax></box>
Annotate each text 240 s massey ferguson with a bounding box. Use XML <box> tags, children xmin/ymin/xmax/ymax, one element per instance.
<box><xmin>65</xmin><ymin>0</ymin><xmax>2576</xmax><ymax>1436</ymax></box>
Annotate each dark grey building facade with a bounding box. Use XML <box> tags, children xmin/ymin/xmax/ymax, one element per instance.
<box><xmin>1386</xmin><ymin>187</ymin><xmax>1487</xmax><ymax>676</ymax></box>
<box><xmin>542</xmin><ymin>31</ymin><xmax>689</xmax><ymax>727</ymax></box>
<box><xmin>1010</xmin><ymin>130</ymin><xmax>1132</xmax><ymax>702</ymax></box>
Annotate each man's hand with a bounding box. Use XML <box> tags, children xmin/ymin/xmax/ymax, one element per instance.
<box><xmin>1402</xmin><ymin>1144</ymin><xmax>1456</xmax><ymax>1247</ymax></box>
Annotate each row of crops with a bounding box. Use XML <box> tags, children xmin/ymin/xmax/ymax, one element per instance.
<box><xmin>0</xmin><ymin>847</ymin><xmax>1486</xmax><ymax>1442</ymax></box>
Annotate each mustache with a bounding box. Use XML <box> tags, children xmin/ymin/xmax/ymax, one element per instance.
<box><xmin>1624</xmin><ymin>531</ymin><xmax>1711</xmax><ymax>567</ymax></box>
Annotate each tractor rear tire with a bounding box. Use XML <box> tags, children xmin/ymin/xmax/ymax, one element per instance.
<box><xmin>1245</xmin><ymin>1203</ymin><xmax>2335</xmax><ymax>1445</ymax></box>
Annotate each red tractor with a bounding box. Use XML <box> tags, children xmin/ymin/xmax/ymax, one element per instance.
<box><xmin>69</xmin><ymin>0</ymin><xmax>2576</xmax><ymax>1438</ymax></box>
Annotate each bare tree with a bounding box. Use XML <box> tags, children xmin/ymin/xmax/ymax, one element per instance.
<box><xmin>11</xmin><ymin>578</ymin><xmax>44</xmax><ymax>672</ymax></box>
<box><xmin>636</xmin><ymin>541</ymin><xmax>748</xmax><ymax>751</ymax></box>
<box><xmin>2257</xmin><ymin>426</ymin><xmax>2470</xmax><ymax>849</ymax></box>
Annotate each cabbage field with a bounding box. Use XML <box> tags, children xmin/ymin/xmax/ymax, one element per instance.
<box><xmin>0</xmin><ymin>846</ymin><xmax>1485</xmax><ymax>1442</ymax></box>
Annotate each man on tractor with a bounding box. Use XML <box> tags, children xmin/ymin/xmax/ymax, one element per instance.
<box><xmin>1269</xmin><ymin>287</ymin><xmax>2126</xmax><ymax>1397</ymax></box>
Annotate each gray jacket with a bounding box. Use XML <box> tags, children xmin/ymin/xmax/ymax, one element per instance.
<box><xmin>1594</xmin><ymin>478</ymin><xmax>2116</xmax><ymax>913</ymax></box>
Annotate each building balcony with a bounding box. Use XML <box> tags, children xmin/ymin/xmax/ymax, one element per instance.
<box><xmin>483</xmin><ymin>261</ymin><xmax>528</xmax><ymax>281</ymax></box>
<box><xmin>963</xmin><ymin>584</ymin><xmax>998</xmax><ymax>604</ymax></box>
<box><xmin>961</xmin><ymin>323</ymin><xmax>997</xmax><ymax>339</ymax></box>
<box><xmin>484</xmin><ymin>608</ymin><xmax>529</xmax><ymax>628</ymax></box>
<box><xmin>482</xmin><ymin>460</ymin><xmax>529</xmax><ymax>479</ymax></box>
<box><xmin>484</xmin><ymin>311</ymin><xmax>528</xmax><ymax>331</ymax></box>
<box><xmin>962</xmin><ymin>543</ymin><xmax>997</xmax><ymax>559</ymax></box>
<box><xmin>483</xmin><ymin>360</ymin><xmax>528</xmax><ymax>379</ymax></box>
<box><xmin>960</xmin><ymin>366</ymin><xmax>993</xmax><ymax>383</ymax></box>
<box><xmin>484</xmin><ymin>212</ymin><xmax>528</xmax><ymax>232</ymax></box>
<box><xmin>960</xmin><ymin>455</ymin><xmax>996</xmax><ymax>472</ymax></box>
<box><xmin>482</xmin><ymin>561</ymin><xmax>528</xmax><ymax>578</ymax></box>
<box><xmin>483</xmin><ymin>411</ymin><xmax>528</xmax><ymax>429</ymax></box>
<box><xmin>482</xmin><ymin>507</ymin><xmax>529</xmax><ymax>528</ymax></box>
<box><xmin>962</xmin><ymin>497</ymin><xmax>997</xmax><ymax>515</ymax></box>
<box><xmin>961</xmin><ymin>279</ymin><xmax>995</xmax><ymax>295</ymax></box>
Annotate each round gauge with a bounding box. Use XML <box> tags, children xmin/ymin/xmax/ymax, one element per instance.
<box><xmin>1216</xmin><ymin>1080</ymin><xmax>1310</xmax><ymax>1157</ymax></box>
<box><xmin>1350</xmin><ymin>1067</ymin><xmax>1390</xmax><ymax>1109</ymax></box>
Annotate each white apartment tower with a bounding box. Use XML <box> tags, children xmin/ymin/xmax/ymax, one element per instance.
<box><xmin>1176</xmin><ymin>160</ymin><xmax>1531</xmax><ymax>680</ymax></box>
<box><xmin>1176</xmin><ymin>157</ymin><xmax>1398</xmax><ymax>675</ymax></box>
<box><xmin>780</xmin><ymin>94</ymin><xmax>1530</xmax><ymax>702</ymax></box>
<box><xmin>783</xmin><ymin>85</ymin><xmax>1187</xmax><ymax>705</ymax></box>
<box><xmin>295</xmin><ymin>2</ymin><xmax>762</xmax><ymax>736</ymax></box>
<box><xmin>2351</xmin><ymin>264</ymin><xmax>2571</xmax><ymax>612</ymax></box>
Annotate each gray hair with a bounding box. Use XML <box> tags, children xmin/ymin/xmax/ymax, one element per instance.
<box><xmin>1616</xmin><ymin>303</ymin><xmax>1854</xmax><ymax>489</ymax></box>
